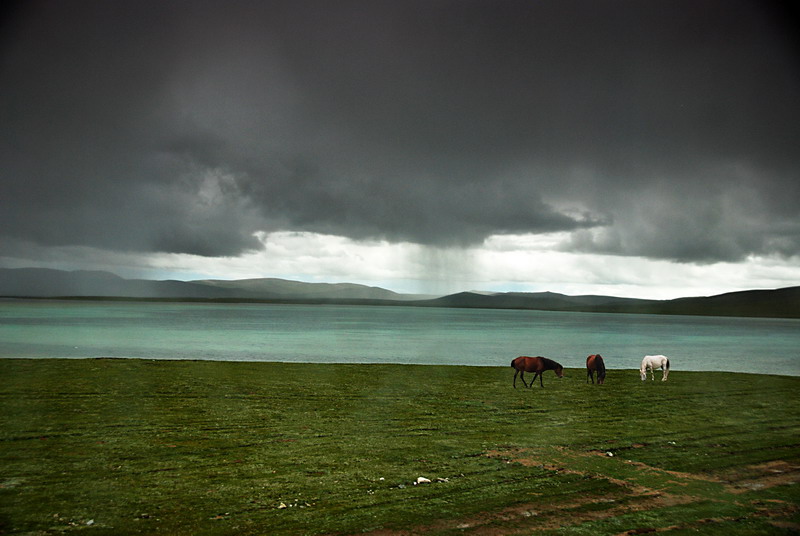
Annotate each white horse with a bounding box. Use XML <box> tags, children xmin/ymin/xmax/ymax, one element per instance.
<box><xmin>640</xmin><ymin>355</ymin><xmax>670</xmax><ymax>381</ymax></box>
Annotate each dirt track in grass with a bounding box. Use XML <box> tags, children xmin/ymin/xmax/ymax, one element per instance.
<box><xmin>359</xmin><ymin>446</ymin><xmax>800</xmax><ymax>535</ymax></box>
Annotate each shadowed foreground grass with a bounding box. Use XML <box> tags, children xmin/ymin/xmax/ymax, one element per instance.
<box><xmin>0</xmin><ymin>359</ymin><xmax>798</xmax><ymax>535</ymax></box>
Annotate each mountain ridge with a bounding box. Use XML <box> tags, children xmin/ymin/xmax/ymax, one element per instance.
<box><xmin>420</xmin><ymin>288</ymin><xmax>800</xmax><ymax>318</ymax></box>
<box><xmin>191</xmin><ymin>277</ymin><xmax>428</xmax><ymax>300</ymax></box>
<box><xmin>0</xmin><ymin>268</ymin><xmax>425</xmax><ymax>301</ymax></box>
<box><xmin>0</xmin><ymin>267</ymin><xmax>797</xmax><ymax>319</ymax></box>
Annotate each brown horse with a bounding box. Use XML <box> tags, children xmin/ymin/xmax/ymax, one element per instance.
<box><xmin>511</xmin><ymin>356</ymin><xmax>564</xmax><ymax>388</ymax></box>
<box><xmin>586</xmin><ymin>354</ymin><xmax>606</xmax><ymax>384</ymax></box>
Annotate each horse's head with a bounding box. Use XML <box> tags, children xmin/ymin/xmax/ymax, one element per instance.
<box><xmin>640</xmin><ymin>369</ymin><xmax>647</xmax><ymax>381</ymax></box>
<box><xmin>555</xmin><ymin>365</ymin><xmax>564</xmax><ymax>378</ymax></box>
<box><xmin>597</xmin><ymin>370</ymin><xmax>606</xmax><ymax>384</ymax></box>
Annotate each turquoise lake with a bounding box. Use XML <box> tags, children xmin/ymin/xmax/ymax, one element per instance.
<box><xmin>0</xmin><ymin>300</ymin><xmax>798</xmax><ymax>375</ymax></box>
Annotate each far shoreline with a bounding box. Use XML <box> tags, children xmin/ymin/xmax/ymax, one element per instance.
<box><xmin>2</xmin><ymin>287</ymin><xmax>800</xmax><ymax>320</ymax></box>
<box><xmin>2</xmin><ymin>355</ymin><xmax>798</xmax><ymax>378</ymax></box>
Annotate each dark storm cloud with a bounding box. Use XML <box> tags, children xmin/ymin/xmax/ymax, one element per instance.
<box><xmin>1</xmin><ymin>0</ymin><xmax>798</xmax><ymax>262</ymax></box>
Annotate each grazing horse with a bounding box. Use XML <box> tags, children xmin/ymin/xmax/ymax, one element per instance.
<box><xmin>640</xmin><ymin>355</ymin><xmax>670</xmax><ymax>382</ymax></box>
<box><xmin>511</xmin><ymin>356</ymin><xmax>564</xmax><ymax>388</ymax></box>
<box><xmin>586</xmin><ymin>354</ymin><xmax>606</xmax><ymax>384</ymax></box>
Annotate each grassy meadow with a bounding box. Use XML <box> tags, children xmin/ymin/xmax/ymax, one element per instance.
<box><xmin>1</xmin><ymin>358</ymin><xmax>798</xmax><ymax>535</ymax></box>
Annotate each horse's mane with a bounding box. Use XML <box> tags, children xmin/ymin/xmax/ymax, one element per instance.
<box><xmin>539</xmin><ymin>356</ymin><xmax>562</xmax><ymax>368</ymax></box>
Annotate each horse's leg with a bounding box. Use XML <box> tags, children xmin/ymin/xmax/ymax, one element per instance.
<box><xmin>513</xmin><ymin>369</ymin><xmax>519</xmax><ymax>388</ymax></box>
<box><xmin>649</xmin><ymin>366</ymin><xmax>655</xmax><ymax>381</ymax></box>
<box><xmin>519</xmin><ymin>370</ymin><xmax>529</xmax><ymax>388</ymax></box>
<box><xmin>587</xmin><ymin>370</ymin><xmax>592</xmax><ymax>383</ymax></box>
<box><xmin>538</xmin><ymin>372</ymin><xmax>544</xmax><ymax>387</ymax></box>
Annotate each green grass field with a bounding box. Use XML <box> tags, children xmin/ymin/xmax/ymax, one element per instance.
<box><xmin>1</xmin><ymin>358</ymin><xmax>798</xmax><ymax>535</ymax></box>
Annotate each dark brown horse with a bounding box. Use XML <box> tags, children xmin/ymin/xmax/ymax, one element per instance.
<box><xmin>586</xmin><ymin>354</ymin><xmax>606</xmax><ymax>384</ymax></box>
<box><xmin>511</xmin><ymin>356</ymin><xmax>564</xmax><ymax>388</ymax></box>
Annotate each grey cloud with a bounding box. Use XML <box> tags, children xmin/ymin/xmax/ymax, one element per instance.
<box><xmin>235</xmin><ymin>160</ymin><xmax>604</xmax><ymax>246</ymax></box>
<box><xmin>1</xmin><ymin>0</ymin><xmax>798</xmax><ymax>263</ymax></box>
<box><xmin>563</xmin><ymin>164</ymin><xmax>800</xmax><ymax>262</ymax></box>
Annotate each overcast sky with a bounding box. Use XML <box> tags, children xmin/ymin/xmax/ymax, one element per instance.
<box><xmin>1</xmin><ymin>0</ymin><xmax>798</xmax><ymax>298</ymax></box>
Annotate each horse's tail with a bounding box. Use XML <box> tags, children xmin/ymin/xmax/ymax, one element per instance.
<box><xmin>665</xmin><ymin>357</ymin><xmax>670</xmax><ymax>370</ymax></box>
<box><xmin>510</xmin><ymin>359</ymin><xmax>516</xmax><ymax>368</ymax></box>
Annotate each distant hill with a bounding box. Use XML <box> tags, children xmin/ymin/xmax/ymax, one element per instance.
<box><xmin>424</xmin><ymin>291</ymin><xmax>654</xmax><ymax>310</ymax></box>
<box><xmin>0</xmin><ymin>268</ymin><xmax>237</xmax><ymax>299</ymax></box>
<box><xmin>416</xmin><ymin>287</ymin><xmax>800</xmax><ymax>318</ymax></box>
<box><xmin>0</xmin><ymin>268</ymin><xmax>424</xmax><ymax>301</ymax></box>
<box><xmin>192</xmin><ymin>277</ymin><xmax>426</xmax><ymax>301</ymax></box>
<box><xmin>650</xmin><ymin>287</ymin><xmax>800</xmax><ymax>318</ymax></box>
<box><xmin>0</xmin><ymin>267</ymin><xmax>797</xmax><ymax>318</ymax></box>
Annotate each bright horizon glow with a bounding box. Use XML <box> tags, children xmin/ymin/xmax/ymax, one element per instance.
<box><xmin>3</xmin><ymin>231</ymin><xmax>797</xmax><ymax>301</ymax></box>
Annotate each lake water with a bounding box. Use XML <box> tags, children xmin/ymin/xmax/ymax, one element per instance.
<box><xmin>0</xmin><ymin>300</ymin><xmax>798</xmax><ymax>375</ymax></box>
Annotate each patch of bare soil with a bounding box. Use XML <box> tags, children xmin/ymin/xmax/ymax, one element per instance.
<box><xmin>767</xmin><ymin>520</ymin><xmax>800</xmax><ymax>531</ymax></box>
<box><xmin>612</xmin><ymin>499</ymin><xmax>800</xmax><ymax>536</ymax></box>
<box><xmin>361</xmin><ymin>493</ymin><xmax>689</xmax><ymax>536</ymax></box>
<box><xmin>596</xmin><ymin>449</ymin><xmax>800</xmax><ymax>493</ymax></box>
<box><xmin>586</xmin><ymin>448</ymin><xmax>721</xmax><ymax>483</ymax></box>
<box><xmin>489</xmin><ymin>447</ymin><xmax>659</xmax><ymax>497</ymax></box>
<box><xmin>721</xmin><ymin>460</ymin><xmax>800</xmax><ymax>494</ymax></box>
<box><xmin>622</xmin><ymin>459</ymin><xmax>722</xmax><ymax>483</ymax></box>
<box><xmin>613</xmin><ymin>517</ymin><xmax>739</xmax><ymax>535</ymax></box>
<box><xmin>751</xmin><ymin>498</ymin><xmax>800</xmax><ymax>531</ymax></box>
